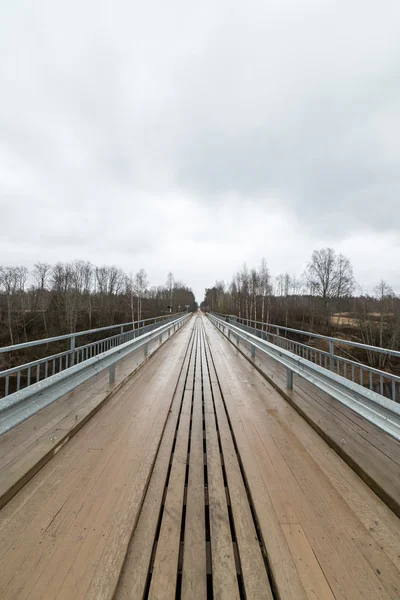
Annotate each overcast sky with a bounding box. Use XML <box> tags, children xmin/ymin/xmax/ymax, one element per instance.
<box><xmin>1</xmin><ymin>1</ymin><xmax>399</xmax><ymax>301</ymax></box>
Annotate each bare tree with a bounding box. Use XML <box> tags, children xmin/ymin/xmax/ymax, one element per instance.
<box><xmin>81</xmin><ymin>261</ymin><xmax>94</xmax><ymax>327</ymax></box>
<box><xmin>249</xmin><ymin>268</ymin><xmax>259</xmax><ymax>321</ymax></box>
<box><xmin>259</xmin><ymin>258</ymin><xmax>272</xmax><ymax>326</ymax></box>
<box><xmin>124</xmin><ymin>274</ymin><xmax>136</xmax><ymax>325</ymax></box>
<box><xmin>240</xmin><ymin>264</ymin><xmax>250</xmax><ymax>321</ymax></box>
<box><xmin>50</xmin><ymin>262</ymin><xmax>79</xmax><ymax>332</ymax></box>
<box><xmin>233</xmin><ymin>271</ymin><xmax>242</xmax><ymax>317</ymax></box>
<box><xmin>0</xmin><ymin>267</ymin><xmax>20</xmax><ymax>343</ymax></box>
<box><xmin>305</xmin><ymin>248</ymin><xmax>354</xmax><ymax>325</ymax></box>
<box><xmin>0</xmin><ymin>262</ymin><xmax>196</xmax><ymax>351</ymax></box>
<box><xmin>374</xmin><ymin>280</ymin><xmax>395</xmax><ymax>352</ymax></box>
<box><xmin>33</xmin><ymin>263</ymin><xmax>51</xmax><ymax>290</ymax></box>
<box><xmin>166</xmin><ymin>272</ymin><xmax>174</xmax><ymax>310</ymax></box>
<box><xmin>135</xmin><ymin>268</ymin><xmax>148</xmax><ymax>322</ymax></box>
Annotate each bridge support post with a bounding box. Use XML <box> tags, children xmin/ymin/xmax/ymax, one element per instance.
<box><xmin>70</xmin><ymin>337</ymin><xmax>76</xmax><ymax>367</ymax></box>
<box><xmin>286</xmin><ymin>367</ymin><xmax>293</xmax><ymax>390</ymax></box>
<box><xmin>109</xmin><ymin>364</ymin><xmax>116</xmax><ymax>385</ymax></box>
<box><xmin>329</xmin><ymin>340</ymin><xmax>335</xmax><ymax>371</ymax></box>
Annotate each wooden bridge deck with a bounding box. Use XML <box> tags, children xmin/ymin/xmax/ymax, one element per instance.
<box><xmin>0</xmin><ymin>314</ymin><xmax>399</xmax><ymax>599</ymax></box>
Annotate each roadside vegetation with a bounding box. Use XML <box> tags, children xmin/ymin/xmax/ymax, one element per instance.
<box><xmin>202</xmin><ymin>248</ymin><xmax>400</xmax><ymax>373</ymax></box>
<box><xmin>0</xmin><ymin>262</ymin><xmax>196</xmax><ymax>369</ymax></box>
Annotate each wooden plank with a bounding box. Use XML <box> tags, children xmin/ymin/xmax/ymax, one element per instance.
<box><xmin>270</xmin><ymin>396</ymin><xmax>400</xmax><ymax>587</ymax></box>
<box><xmin>207</xmin><ymin>321</ymin><xmax>400</xmax><ymax>544</ymax></box>
<box><xmin>256</xmin><ymin>348</ymin><xmax>400</xmax><ymax>466</ymax></box>
<box><xmin>218</xmin><ymin>319</ymin><xmax>400</xmax><ymax>467</ymax></box>
<box><xmin>0</xmin><ymin>324</ymin><xmax>189</xmax><ymax>512</ymax></box>
<box><xmin>248</xmin><ymin>424</ymin><xmax>299</xmax><ymax>525</ymax></box>
<box><xmin>254</xmin><ymin>419</ymin><xmax>364</xmax><ymax>600</ymax></box>
<box><xmin>203</xmin><ymin>328</ymin><xmax>308</xmax><ymax>600</ymax></box>
<box><xmin>182</xmin><ymin>328</ymin><xmax>207</xmax><ymax>599</ymax></box>
<box><xmin>257</xmin><ymin>377</ymin><xmax>400</xmax><ymax>583</ymax></box>
<box><xmin>267</xmin><ymin>416</ymin><xmax>395</xmax><ymax>600</ymax></box>
<box><xmin>0</xmin><ymin>372</ymin><xmax>160</xmax><ymax>598</ymax></box>
<box><xmin>200</xmin><ymin>327</ymin><xmax>214</xmax><ymax>415</ymax></box>
<box><xmin>170</xmin><ymin>328</ymin><xmax>196</xmax><ymax>414</ymax></box>
<box><xmin>285</xmin><ymin>380</ymin><xmax>400</xmax><ymax>516</ymax></box>
<box><xmin>0</xmin><ymin>376</ymin><xmax>100</xmax><ymax>468</ymax></box>
<box><xmin>0</xmin><ymin>320</ymin><xmax>194</xmax><ymax>600</ymax></box>
<box><xmin>148</xmin><ymin>411</ymin><xmax>191</xmax><ymax>599</ymax></box>
<box><xmin>221</xmin><ymin>347</ymin><xmax>393</xmax><ymax>600</ymax></box>
<box><xmin>61</xmin><ymin>327</ymin><xmax>196</xmax><ymax>600</ymax></box>
<box><xmin>185</xmin><ymin>327</ymin><xmax>197</xmax><ymax>391</ymax></box>
<box><xmin>282</xmin><ymin>523</ymin><xmax>335</xmax><ymax>600</ymax></box>
<box><xmin>13</xmin><ymin>356</ymin><xmax>179</xmax><ymax>600</ymax></box>
<box><xmin>211</xmin><ymin>332</ymin><xmax>365</xmax><ymax>600</ymax></box>
<box><xmin>202</xmin><ymin>318</ymin><xmax>328</xmax><ymax>600</ymax></box>
<box><xmin>300</xmin><ymin>377</ymin><xmax>400</xmax><ymax>465</ymax></box>
<box><xmin>293</xmin><ymin>419</ymin><xmax>400</xmax><ymax>565</ymax></box>
<box><xmin>0</xmin><ymin>371</ymin><xmax>150</xmax><ymax>570</ymax></box>
<box><xmin>221</xmin><ymin>403</ymin><xmax>307</xmax><ymax>600</ymax></box>
<box><xmin>0</xmin><ymin>379</ymin><xmax>114</xmax><ymax>510</ymax></box>
<box><xmin>261</xmin><ymin>351</ymin><xmax>400</xmax><ymax>466</ymax></box>
<box><xmin>148</xmin><ymin>328</ymin><xmax>197</xmax><ymax>600</ymax></box>
<box><xmin>223</xmin><ymin>326</ymin><xmax>400</xmax><ymax>516</ymax></box>
<box><xmin>115</xmin><ymin>411</ymin><xmax>180</xmax><ymax>599</ymax></box>
<box><xmin>0</xmin><ymin>360</ymin><xmax>154</xmax><ymax>538</ymax></box>
<box><xmin>115</xmin><ymin>329</ymin><xmax>196</xmax><ymax>599</ymax></box>
<box><xmin>205</xmin><ymin>410</ymin><xmax>240</xmax><ymax>599</ymax></box>
<box><xmin>83</xmin><ymin>328</ymin><xmax>196</xmax><ymax>600</ymax></box>
<box><xmin>351</xmin><ymin>536</ymin><xmax>400</xmax><ymax>600</ymax></box>
<box><xmin>204</xmin><ymin>352</ymin><xmax>273</xmax><ymax>597</ymax></box>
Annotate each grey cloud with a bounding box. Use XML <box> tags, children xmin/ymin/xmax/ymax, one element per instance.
<box><xmin>175</xmin><ymin>71</ymin><xmax>400</xmax><ymax>236</ymax></box>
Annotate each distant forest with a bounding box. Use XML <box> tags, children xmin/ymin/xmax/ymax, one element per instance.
<box><xmin>0</xmin><ymin>261</ymin><xmax>196</xmax><ymax>354</ymax></box>
<box><xmin>202</xmin><ymin>248</ymin><xmax>400</xmax><ymax>368</ymax></box>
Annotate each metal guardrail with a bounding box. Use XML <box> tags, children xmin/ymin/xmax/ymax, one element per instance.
<box><xmin>208</xmin><ymin>314</ymin><xmax>400</xmax><ymax>441</ymax></box>
<box><xmin>0</xmin><ymin>313</ymin><xmax>184</xmax><ymax>398</ymax></box>
<box><xmin>212</xmin><ymin>312</ymin><xmax>400</xmax><ymax>403</ymax></box>
<box><xmin>0</xmin><ymin>313</ymin><xmax>190</xmax><ymax>435</ymax></box>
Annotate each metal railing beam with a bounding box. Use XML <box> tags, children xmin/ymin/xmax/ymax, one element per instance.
<box><xmin>209</xmin><ymin>314</ymin><xmax>400</xmax><ymax>441</ymax></box>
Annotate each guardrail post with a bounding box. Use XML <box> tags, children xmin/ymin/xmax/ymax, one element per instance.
<box><xmin>286</xmin><ymin>368</ymin><xmax>293</xmax><ymax>390</ymax></box>
<box><xmin>70</xmin><ymin>337</ymin><xmax>76</xmax><ymax>366</ymax></box>
<box><xmin>251</xmin><ymin>344</ymin><xmax>255</xmax><ymax>359</ymax></box>
<box><xmin>144</xmin><ymin>342</ymin><xmax>149</xmax><ymax>357</ymax></box>
<box><xmin>109</xmin><ymin>364</ymin><xmax>116</xmax><ymax>385</ymax></box>
<box><xmin>329</xmin><ymin>340</ymin><xmax>335</xmax><ymax>371</ymax></box>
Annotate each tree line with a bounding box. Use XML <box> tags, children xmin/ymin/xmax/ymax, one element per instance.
<box><xmin>202</xmin><ymin>248</ymin><xmax>400</xmax><ymax>367</ymax></box>
<box><xmin>0</xmin><ymin>261</ymin><xmax>196</xmax><ymax>352</ymax></box>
